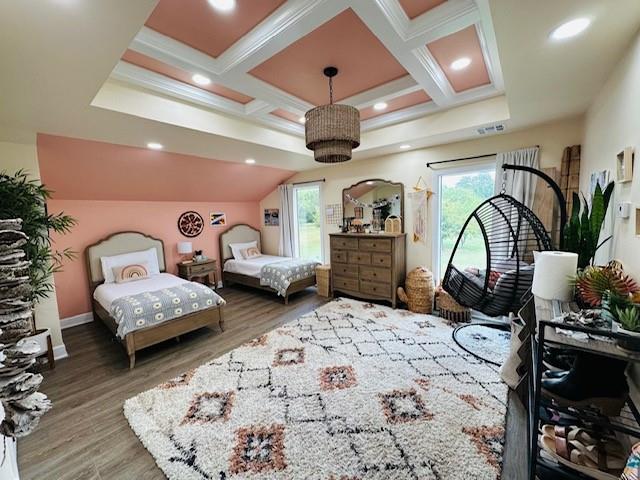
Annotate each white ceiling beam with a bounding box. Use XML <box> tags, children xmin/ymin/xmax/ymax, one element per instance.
<box><xmin>474</xmin><ymin>0</ymin><xmax>505</xmax><ymax>92</ymax></box>
<box><xmin>403</xmin><ymin>0</ymin><xmax>479</xmax><ymax>48</ymax></box>
<box><xmin>340</xmin><ymin>75</ymin><xmax>420</xmax><ymax>108</ymax></box>
<box><xmin>361</xmin><ymin>102</ymin><xmax>439</xmax><ymax>131</ymax></box>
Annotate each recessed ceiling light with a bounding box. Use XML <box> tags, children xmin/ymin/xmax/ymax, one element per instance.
<box><xmin>192</xmin><ymin>74</ymin><xmax>211</xmax><ymax>86</ymax></box>
<box><xmin>450</xmin><ymin>57</ymin><xmax>471</xmax><ymax>71</ymax></box>
<box><xmin>550</xmin><ymin>18</ymin><xmax>591</xmax><ymax>41</ymax></box>
<box><xmin>366</xmin><ymin>181</ymin><xmax>374</xmax><ymax>185</ymax></box>
<box><xmin>373</xmin><ymin>102</ymin><xmax>388</xmax><ymax>111</ymax></box>
<box><xmin>147</xmin><ymin>142</ymin><xmax>163</xmax><ymax>150</ymax></box>
<box><xmin>299</xmin><ymin>116</ymin><xmax>306</xmax><ymax>124</ymax></box>
<box><xmin>208</xmin><ymin>0</ymin><xmax>235</xmax><ymax>12</ymax></box>
<box><xmin>399</xmin><ymin>144</ymin><xmax>411</xmax><ymax>150</ymax></box>
<box><xmin>245</xmin><ymin>158</ymin><xmax>256</xmax><ymax>164</ymax></box>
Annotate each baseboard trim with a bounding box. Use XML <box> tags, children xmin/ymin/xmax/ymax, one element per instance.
<box><xmin>53</xmin><ymin>344</ymin><xmax>68</xmax><ymax>360</ymax></box>
<box><xmin>60</xmin><ymin>312</ymin><xmax>93</xmax><ymax>330</ymax></box>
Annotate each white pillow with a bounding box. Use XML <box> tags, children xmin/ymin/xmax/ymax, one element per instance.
<box><xmin>229</xmin><ymin>241</ymin><xmax>258</xmax><ymax>260</ymax></box>
<box><xmin>100</xmin><ymin>247</ymin><xmax>160</xmax><ymax>283</ymax></box>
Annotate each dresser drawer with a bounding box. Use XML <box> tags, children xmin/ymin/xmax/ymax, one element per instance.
<box><xmin>331</xmin><ymin>236</ymin><xmax>359</xmax><ymax>250</ymax></box>
<box><xmin>360</xmin><ymin>280</ymin><xmax>391</xmax><ymax>297</ymax></box>
<box><xmin>331</xmin><ymin>250</ymin><xmax>348</xmax><ymax>263</ymax></box>
<box><xmin>371</xmin><ymin>253</ymin><xmax>392</xmax><ymax>268</ymax></box>
<box><xmin>334</xmin><ymin>276</ymin><xmax>359</xmax><ymax>292</ymax></box>
<box><xmin>359</xmin><ymin>238</ymin><xmax>392</xmax><ymax>252</ymax></box>
<box><xmin>332</xmin><ymin>263</ymin><xmax>358</xmax><ymax>279</ymax></box>
<box><xmin>190</xmin><ymin>262</ymin><xmax>214</xmax><ymax>274</ymax></box>
<box><xmin>359</xmin><ymin>266</ymin><xmax>391</xmax><ymax>283</ymax></box>
<box><xmin>348</xmin><ymin>251</ymin><xmax>371</xmax><ymax>265</ymax></box>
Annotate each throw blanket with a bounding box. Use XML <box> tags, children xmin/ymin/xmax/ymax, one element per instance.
<box><xmin>111</xmin><ymin>282</ymin><xmax>226</xmax><ymax>338</ymax></box>
<box><xmin>260</xmin><ymin>258</ymin><xmax>319</xmax><ymax>296</ymax></box>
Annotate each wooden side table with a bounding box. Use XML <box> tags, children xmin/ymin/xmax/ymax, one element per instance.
<box><xmin>177</xmin><ymin>259</ymin><xmax>217</xmax><ymax>288</ymax></box>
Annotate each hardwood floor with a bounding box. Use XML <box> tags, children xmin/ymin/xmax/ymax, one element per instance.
<box><xmin>17</xmin><ymin>286</ymin><xmax>526</xmax><ymax>480</ymax></box>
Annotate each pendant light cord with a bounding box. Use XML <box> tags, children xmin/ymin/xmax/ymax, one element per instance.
<box><xmin>329</xmin><ymin>76</ymin><xmax>334</xmax><ymax>105</ymax></box>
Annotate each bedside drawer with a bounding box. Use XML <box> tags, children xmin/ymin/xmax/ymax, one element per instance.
<box><xmin>348</xmin><ymin>251</ymin><xmax>371</xmax><ymax>265</ymax></box>
<box><xmin>359</xmin><ymin>238</ymin><xmax>392</xmax><ymax>252</ymax></box>
<box><xmin>360</xmin><ymin>280</ymin><xmax>391</xmax><ymax>297</ymax></box>
<box><xmin>331</xmin><ymin>237</ymin><xmax>358</xmax><ymax>250</ymax></box>
<box><xmin>371</xmin><ymin>253</ymin><xmax>392</xmax><ymax>268</ymax></box>
<box><xmin>333</xmin><ymin>276</ymin><xmax>359</xmax><ymax>292</ymax></box>
<box><xmin>359</xmin><ymin>266</ymin><xmax>391</xmax><ymax>283</ymax></box>
<box><xmin>190</xmin><ymin>263</ymin><xmax>213</xmax><ymax>274</ymax></box>
<box><xmin>331</xmin><ymin>250</ymin><xmax>348</xmax><ymax>263</ymax></box>
<box><xmin>332</xmin><ymin>263</ymin><xmax>358</xmax><ymax>278</ymax></box>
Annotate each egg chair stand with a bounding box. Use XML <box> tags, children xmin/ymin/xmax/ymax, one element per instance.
<box><xmin>442</xmin><ymin>165</ymin><xmax>565</xmax><ymax>318</ymax></box>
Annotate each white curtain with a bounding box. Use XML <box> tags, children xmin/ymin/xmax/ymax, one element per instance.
<box><xmin>278</xmin><ymin>184</ymin><xmax>295</xmax><ymax>257</ymax></box>
<box><xmin>495</xmin><ymin>146</ymin><xmax>539</xmax><ymax>209</ymax></box>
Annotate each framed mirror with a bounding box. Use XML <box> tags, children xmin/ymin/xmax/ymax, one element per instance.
<box><xmin>342</xmin><ymin>179</ymin><xmax>404</xmax><ymax>233</ymax></box>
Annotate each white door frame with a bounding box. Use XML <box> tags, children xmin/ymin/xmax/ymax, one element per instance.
<box><xmin>291</xmin><ymin>181</ymin><xmax>325</xmax><ymax>262</ymax></box>
<box><xmin>431</xmin><ymin>160</ymin><xmax>496</xmax><ymax>281</ymax></box>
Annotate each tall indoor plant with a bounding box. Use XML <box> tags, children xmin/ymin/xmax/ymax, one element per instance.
<box><xmin>563</xmin><ymin>181</ymin><xmax>615</xmax><ymax>269</ymax></box>
<box><xmin>0</xmin><ymin>170</ymin><xmax>76</xmax><ymax>309</ymax></box>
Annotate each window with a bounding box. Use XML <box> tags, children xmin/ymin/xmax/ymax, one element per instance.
<box><xmin>292</xmin><ymin>183</ymin><xmax>323</xmax><ymax>262</ymax></box>
<box><xmin>433</xmin><ymin>163</ymin><xmax>496</xmax><ymax>280</ymax></box>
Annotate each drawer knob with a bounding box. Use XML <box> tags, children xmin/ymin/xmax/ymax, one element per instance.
<box><xmin>372</xmin><ymin>243</ymin><xmax>376</xmax><ymax>247</ymax></box>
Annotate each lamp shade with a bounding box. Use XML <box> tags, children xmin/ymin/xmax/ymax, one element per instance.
<box><xmin>177</xmin><ymin>241</ymin><xmax>193</xmax><ymax>255</ymax></box>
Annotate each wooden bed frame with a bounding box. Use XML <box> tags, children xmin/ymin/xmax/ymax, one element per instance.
<box><xmin>219</xmin><ymin>223</ymin><xmax>316</xmax><ymax>304</ymax></box>
<box><xmin>86</xmin><ymin>231</ymin><xmax>224</xmax><ymax>369</ymax></box>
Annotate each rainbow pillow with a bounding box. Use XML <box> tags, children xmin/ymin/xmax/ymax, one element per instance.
<box><xmin>112</xmin><ymin>262</ymin><xmax>150</xmax><ymax>284</ymax></box>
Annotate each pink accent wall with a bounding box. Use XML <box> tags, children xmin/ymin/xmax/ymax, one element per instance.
<box><xmin>49</xmin><ymin>199</ymin><xmax>260</xmax><ymax>319</ymax></box>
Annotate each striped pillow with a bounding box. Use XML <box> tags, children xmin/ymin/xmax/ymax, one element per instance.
<box><xmin>112</xmin><ymin>262</ymin><xmax>150</xmax><ymax>284</ymax></box>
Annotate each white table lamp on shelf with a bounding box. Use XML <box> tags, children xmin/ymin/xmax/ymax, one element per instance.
<box><xmin>532</xmin><ymin>251</ymin><xmax>578</xmax><ymax>321</ymax></box>
<box><xmin>178</xmin><ymin>241</ymin><xmax>193</xmax><ymax>263</ymax></box>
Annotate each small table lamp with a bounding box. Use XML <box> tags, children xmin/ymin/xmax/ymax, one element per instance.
<box><xmin>178</xmin><ymin>241</ymin><xmax>193</xmax><ymax>263</ymax></box>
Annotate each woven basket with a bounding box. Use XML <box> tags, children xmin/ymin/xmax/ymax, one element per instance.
<box><xmin>435</xmin><ymin>286</ymin><xmax>470</xmax><ymax>322</ymax></box>
<box><xmin>397</xmin><ymin>267</ymin><xmax>434</xmax><ymax>313</ymax></box>
<box><xmin>316</xmin><ymin>265</ymin><xmax>331</xmax><ymax>298</ymax></box>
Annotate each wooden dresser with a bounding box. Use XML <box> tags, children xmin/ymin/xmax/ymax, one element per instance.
<box><xmin>330</xmin><ymin>232</ymin><xmax>406</xmax><ymax>308</ymax></box>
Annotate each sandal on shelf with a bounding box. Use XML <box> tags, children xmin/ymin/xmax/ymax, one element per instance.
<box><xmin>541</xmin><ymin>388</ymin><xmax>627</xmax><ymax>417</ymax></box>
<box><xmin>539</xmin><ymin>427</ymin><xmax>624</xmax><ymax>480</ymax></box>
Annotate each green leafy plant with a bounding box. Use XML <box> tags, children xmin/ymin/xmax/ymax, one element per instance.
<box><xmin>0</xmin><ymin>170</ymin><xmax>76</xmax><ymax>302</ymax></box>
<box><xmin>616</xmin><ymin>305</ymin><xmax>640</xmax><ymax>332</ymax></box>
<box><xmin>563</xmin><ymin>181</ymin><xmax>615</xmax><ymax>269</ymax></box>
<box><xmin>574</xmin><ymin>261</ymin><xmax>639</xmax><ymax>307</ymax></box>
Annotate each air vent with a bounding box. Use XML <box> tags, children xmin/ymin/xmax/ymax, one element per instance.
<box><xmin>477</xmin><ymin>123</ymin><xmax>506</xmax><ymax>135</ymax></box>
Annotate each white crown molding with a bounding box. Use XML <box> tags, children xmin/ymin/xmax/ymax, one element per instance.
<box><xmin>474</xmin><ymin>0</ymin><xmax>505</xmax><ymax>92</ymax></box>
<box><xmin>361</xmin><ymin>101</ymin><xmax>439</xmax><ymax>130</ymax></box>
<box><xmin>244</xmin><ymin>99</ymin><xmax>275</xmax><ymax>116</ymax></box>
<box><xmin>404</xmin><ymin>0</ymin><xmax>479</xmax><ymax>48</ymax></box>
<box><xmin>341</xmin><ymin>75</ymin><xmax>420</xmax><ymax>108</ymax></box>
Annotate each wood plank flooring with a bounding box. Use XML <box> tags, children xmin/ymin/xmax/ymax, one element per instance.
<box><xmin>17</xmin><ymin>286</ymin><xmax>526</xmax><ymax>479</ymax></box>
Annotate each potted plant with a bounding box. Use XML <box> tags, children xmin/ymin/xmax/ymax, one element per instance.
<box><xmin>614</xmin><ymin>304</ymin><xmax>640</xmax><ymax>352</ymax></box>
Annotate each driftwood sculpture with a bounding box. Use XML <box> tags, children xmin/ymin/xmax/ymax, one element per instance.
<box><xmin>0</xmin><ymin>219</ymin><xmax>51</xmax><ymax>438</ymax></box>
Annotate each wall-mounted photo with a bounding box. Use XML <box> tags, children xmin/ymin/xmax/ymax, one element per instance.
<box><xmin>264</xmin><ymin>208</ymin><xmax>280</xmax><ymax>226</ymax></box>
<box><xmin>210</xmin><ymin>212</ymin><xmax>227</xmax><ymax>227</ymax></box>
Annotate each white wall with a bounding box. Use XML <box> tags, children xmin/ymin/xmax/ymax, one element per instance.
<box><xmin>581</xmin><ymin>29</ymin><xmax>640</xmax><ymax>277</ymax></box>
<box><xmin>261</xmin><ymin>116</ymin><xmax>584</xmax><ymax>278</ymax></box>
<box><xmin>0</xmin><ymin>141</ymin><xmax>65</xmax><ymax>353</ymax></box>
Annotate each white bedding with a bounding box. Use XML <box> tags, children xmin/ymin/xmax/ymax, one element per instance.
<box><xmin>223</xmin><ymin>255</ymin><xmax>290</xmax><ymax>278</ymax></box>
<box><xmin>93</xmin><ymin>272</ymin><xmax>188</xmax><ymax>311</ymax></box>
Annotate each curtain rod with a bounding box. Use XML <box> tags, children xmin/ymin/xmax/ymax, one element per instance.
<box><xmin>425</xmin><ymin>145</ymin><xmax>540</xmax><ymax>169</ymax></box>
<box><xmin>292</xmin><ymin>178</ymin><xmax>325</xmax><ymax>186</ymax></box>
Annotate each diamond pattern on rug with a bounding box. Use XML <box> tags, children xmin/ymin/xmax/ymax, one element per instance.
<box><xmin>124</xmin><ymin>298</ymin><xmax>507</xmax><ymax>479</ymax></box>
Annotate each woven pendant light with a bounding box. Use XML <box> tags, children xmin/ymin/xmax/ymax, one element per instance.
<box><xmin>305</xmin><ymin>67</ymin><xmax>360</xmax><ymax>163</ymax></box>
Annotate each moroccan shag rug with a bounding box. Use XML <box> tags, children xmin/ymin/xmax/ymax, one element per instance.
<box><xmin>124</xmin><ymin>298</ymin><xmax>508</xmax><ymax>480</ymax></box>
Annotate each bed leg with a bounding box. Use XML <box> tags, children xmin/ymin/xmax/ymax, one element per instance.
<box><xmin>175</xmin><ymin>335</ymin><xmax>181</xmax><ymax>343</ymax></box>
<box><xmin>219</xmin><ymin>308</ymin><xmax>225</xmax><ymax>332</ymax></box>
<box><xmin>284</xmin><ymin>294</ymin><xmax>289</xmax><ymax>305</ymax></box>
<box><xmin>128</xmin><ymin>353</ymin><xmax>136</xmax><ymax>370</ymax></box>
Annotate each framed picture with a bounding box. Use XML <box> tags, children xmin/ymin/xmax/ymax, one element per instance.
<box><xmin>210</xmin><ymin>212</ymin><xmax>227</xmax><ymax>227</ymax></box>
<box><xmin>264</xmin><ymin>208</ymin><xmax>280</xmax><ymax>226</ymax></box>
<box><xmin>354</xmin><ymin>206</ymin><xmax>364</xmax><ymax>219</ymax></box>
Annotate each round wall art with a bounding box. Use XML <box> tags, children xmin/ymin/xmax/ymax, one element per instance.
<box><xmin>178</xmin><ymin>211</ymin><xmax>204</xmax><ymax>237</ymax></box>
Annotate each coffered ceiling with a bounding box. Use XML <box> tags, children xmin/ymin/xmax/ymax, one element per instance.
<box><xmin>110</xmin><ymin>0</ymin><xmax>504</xmax><ymax>136</ymax></box>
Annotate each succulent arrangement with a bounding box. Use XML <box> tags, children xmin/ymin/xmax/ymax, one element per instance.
<box><xmin>563</xmin><ymin>181</ymin><xmax>615</xmax><ymax>269</ymax></box>
<box><xmin>616</xmin><ymin>305</ymin><xmax>640</xmax><ymax>333</ymax></box>
<box><xmin>0</xmin><ymin>219</ymin><xmax>51</xmax><ymax>438</ymax></box>
<box><xmin>574</xmin><ymin>261</ymin><xmax>639</xmax><ymax>307</ymax></box>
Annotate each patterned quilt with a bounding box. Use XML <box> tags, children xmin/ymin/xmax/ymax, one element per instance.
<box><xmin>111</xmin><ymin>282</ymin><xmax>226</xmax><ymax>338</ymax></box>
<box><xmin>260</xmin><ymin>258</ymin><xmax>319</xmax><ymax>296</ymax></box>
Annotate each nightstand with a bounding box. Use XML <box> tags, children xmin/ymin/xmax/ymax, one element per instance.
<box><xmin>177</xmin><ymin>259</ymin><xmax>217</xmax><ymax>288</ymax></box>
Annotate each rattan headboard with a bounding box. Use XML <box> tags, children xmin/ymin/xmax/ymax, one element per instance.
<box><xmin>85</xmin><ymin>231</ymin><xmax>166</xmax><ymax>289</ymax></box>
<box><xmin>219</xmin><ymin>224</ymin><xmax>261</xmax><ymax>264</ymax></box>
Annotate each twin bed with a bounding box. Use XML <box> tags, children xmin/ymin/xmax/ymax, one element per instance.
<box><xmin>86</xmin><ymin>225</ymin><xmax>317</xmax><ymax>368</ymax></box>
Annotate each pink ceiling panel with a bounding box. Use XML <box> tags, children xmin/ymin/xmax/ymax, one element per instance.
<box><xmin>145</xmin><ymin>0</ymin><xmax>286</xmax><ymax>58</ymax></box>
<box><xmin>249</xmin><ymin>9</ymin><xmax>408</xmax><ymax>106</ymax></box>
<box><xmin>37</xmin><ymin>134</ymin><xmax>294</xmax><ymax>202</ymax></box>
<box><xmin>121</xmin><ymin>50</ymin><xmax>254</xmax><ymax>104</ymax></box>
<box><xmin>271</xmin><ymin>109</ymin><xmax>303</xmax><ymax>124</ymax></box>
<box><xmin>427</xmin><ymin>26</ymin><xmax>491</xmax><ymax>92</ymax></box>
<box><xmin>359</xmin><ymin>90</ymin><xmax>431</xmax><ymax>120</ymax></box>
<box><xmin>398</xmin><ymin>0</ymin><xmax>447</xmax><ymax>20</ymax></box>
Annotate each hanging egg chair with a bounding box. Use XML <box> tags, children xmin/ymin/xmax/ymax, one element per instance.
<box><xmin>442</xmin><ymin>193</ymin><xmax>552</xmax><ymax>317</ymax></box>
